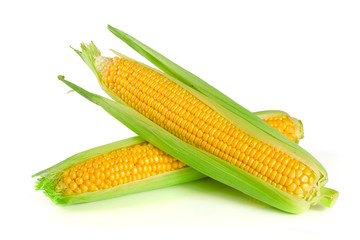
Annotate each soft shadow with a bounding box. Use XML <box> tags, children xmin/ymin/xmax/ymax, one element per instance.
<box><xmin>57</xmin><ymin>186</ymin><xmax>184</xmax><ymax>213</ymax></box>
<box><xmin>179</xmin><ymin>178</ymin><xmax>282</xmax><ymax>214</ymax></box>
<box><xmin>308</xmin><ymin>204</ymin><xmax>328</xmax><ymax>212</ymax></box>
<box><xmin>56</xmin><ymin>178</ymin><xmax>282</xmax><ymax>215</ymax></box>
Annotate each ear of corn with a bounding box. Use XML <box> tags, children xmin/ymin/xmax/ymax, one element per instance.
<box><xmin>33</xmin><ymin>136</ymin><xmax>203</xmax><ymax>205</ymax></box>
<box><xmin>34</xmin><ymin>110</ymin><xmax>303</xmax><ymax>205</ymax></box>
<box><xmin>58</xmin><ymin>72</ymin><xmax>337</xmax><ymax>214</ymax></box>
<box><xmin>63</xmin><ymin>32</ymin><xmax>338</xmax><ymax>213</ymax></box>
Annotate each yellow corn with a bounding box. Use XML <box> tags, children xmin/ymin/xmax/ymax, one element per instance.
<box><xmin>96</xmin><ymin>56</ymin><xmax>315</xmax><ymax>198</ymax></box>
<box><xmin>56</xmin><ymin>112</ymin><xmax>301</xmax><ymax>196</ymax></box>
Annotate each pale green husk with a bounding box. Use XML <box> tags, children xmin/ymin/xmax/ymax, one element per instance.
<box><xmin>33</xmin><ymin>136</ymin><xmax>204</xmax><ymax>205</ymax></box>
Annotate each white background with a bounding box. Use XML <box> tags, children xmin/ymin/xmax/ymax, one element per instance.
<box><xmin>1</xmin><ymin>0</ymin><xmax>359</xmax><ymax>239</ymax></box>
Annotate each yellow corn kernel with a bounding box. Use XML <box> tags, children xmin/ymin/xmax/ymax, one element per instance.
<box><xmin>97</xmin><ymin>56</ymin><xmax>317</xmax><ymax>197</ymax></box>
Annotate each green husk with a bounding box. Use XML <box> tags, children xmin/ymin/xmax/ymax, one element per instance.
<box><xmin>57</xmin><ymin>75</ymin><xmax>337</xmax><ymax>214</ymax></box>
<box><xmin>33</xmin><ymin>136</ymin><xmax>204</xmax><ymax>205</ymax></box>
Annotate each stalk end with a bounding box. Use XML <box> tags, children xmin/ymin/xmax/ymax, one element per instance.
<box><xmin>316</xmin><ymin>187</ymin><xmax>339</xmax><ymax>208</ymax></box>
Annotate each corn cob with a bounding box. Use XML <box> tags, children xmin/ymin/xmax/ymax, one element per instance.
<box><xmin>61</xmin><ymin>38</ymin><xmax>337</xmax><ymax>213</ymax></box>
<box><xmin>34</xmin><ymin>110</ymin><xmax>302</xmax><ymax>204</ymax></box>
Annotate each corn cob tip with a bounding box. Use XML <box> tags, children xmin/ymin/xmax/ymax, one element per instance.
<box><xmin>293</xmin><ymin>118</ymin><xmax>304</xmax><ymax>143</ymax></box>
<box><xmin>254</xmin><ymin>111</ymin><xmax>304</xmax><ymax>143</ymax></box>
<box><xmin>94</xmin><ymin>55</ymin><xmax>112</xmax><ymax>76</ymax></box>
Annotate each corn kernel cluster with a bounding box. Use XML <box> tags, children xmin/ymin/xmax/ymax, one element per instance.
<box><xmin>57</xmin><ymin>143</ymin><xmax>186</xmax><ymax>195</ymax></box>
<box><xmin>264</xmin><ymin>116</ymin><xmax>297</xmax><ymax>142</ymax></box>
